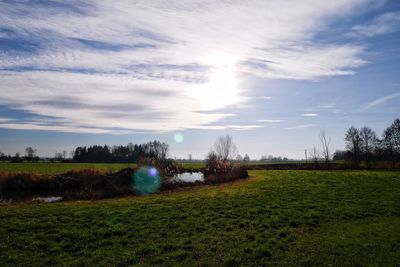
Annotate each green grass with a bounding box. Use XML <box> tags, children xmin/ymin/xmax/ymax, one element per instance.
<box><xmin>177</xmin><ymin>162</ymin><xmax>205</xmax><ymax>170</ymax></box>
<box><xmin>1</xmin><ymin>170</ymin><xmax>399</xmax><ymax>266</ymax></box>
<box><xmin>0</xmin><ymin>161</ymin><xmax>309</xmax><ymax>175</ymax></box>
<box><xmin>0</xmin><ymin>162</ymin><xmax>137</xmax><ymax>174</ymax></box>
<box><xmin>0</xmin><ymin>162</ymin><xmax>205</xmax><ymax>174</ymax></box>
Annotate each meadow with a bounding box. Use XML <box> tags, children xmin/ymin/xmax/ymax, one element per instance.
<box><xmin>0</xmin><ymin>162</ymin><xmax>137</xmax><ymax>174</ymax></box>
<box><xmin>1</xmin><ymin>170</ymin><xmax>399</xmax><ymax>266</ymax></box>
<box><xmin>0</xmin><ymin>161</ymin><xmax>308</xmax><ymax>175</ymax></box>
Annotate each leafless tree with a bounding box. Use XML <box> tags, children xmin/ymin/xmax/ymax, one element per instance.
<box><xmin>320</xmin><ymin>129</ymin><xmax>331</xmax><ymax>166</ymax></box>
<box><xmin>243</xmin><ymin>154</ymin><xmax>250</xmax><ymax>162</ymax></box>
<box><xmin>25</xmin><ymin>147</ymin><xmax>36</xmax><ymax>159</ymax></box>
<box><xmin>360</xmin><ymin>126</ymin><xmax>377</xmax><ymax>168</ymax></box>
<box><xmin>54</xmin><ymin>151</ymin><xmax>64</xmax><ymax>162</ymax></box>
<box><xmin>236</xmin><ymin>154</ymin><xmax>243</xmax><ymax>162</ymax></box>
<box><xmin>345</xmin><ymin>126</ymin><xmax>362</xmax><ymax>167</ymax></box>
<box><xmin>383</xmin><ymin>118</ymin><xmax>400</xmax><ymax>167</ymax></box>
<box><xmin>213</xmin><ymin>135</ymin><xmax>237</xmax><ymax>160</ymax></box>
<box><xmin>24</xmin><ymin>147</ymin><xmax>37</xmax><ymax>161</ymax></box>
<box><xmin>309</xmin><ymin>146</ymin><xmax>320</xmax><ymax>168</ymax></box>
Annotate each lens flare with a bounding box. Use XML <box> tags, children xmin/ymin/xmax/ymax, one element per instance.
<box><xmin>148</xmin><ymin>167</ymin><xmax>158</xmax><ymax>177</ymax></box>
<box><xmin>132</xmin><ymin>166</ymin><xmax>161</xmax><ymax>195</ymax></box>
<box><xmin>174</xmin><ymin>133</ymin><xmax>184</xmax><ymax>143</ymax></box>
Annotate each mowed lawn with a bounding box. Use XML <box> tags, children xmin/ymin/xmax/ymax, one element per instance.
<box><xmin>1</xmin><ymin>170</ymin><xmax>399</xmax><ymax>266</ymax></box>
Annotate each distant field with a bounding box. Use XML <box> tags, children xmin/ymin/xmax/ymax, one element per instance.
<box><xmin>0</xmin><ymin>161</ymin><xmax>306</xmax><ymax>174</ymax></box>
<box><xmin>0</xmin><ymin>163</ymin><xmax>136</xmax><ymax>175</ymax></box>
<box><xmin>1</xmin><ymin>170</ymin><xmax>399</xmax><ymax>266</ymax></box>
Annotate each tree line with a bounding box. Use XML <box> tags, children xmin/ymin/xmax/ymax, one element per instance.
<box><xmin>334</xmin><ymin>118</ymin><xmax>400</xmax><ymax>167</ymax></box>
<box><xmin>0</xmin><ymin>140</ymin><xmax>169</xmax><ymax>163</ymax></box>
<box><xmin>72</xmin><ymin>140</ymin><xmax>169</xmax><ymax>163</ymax></box>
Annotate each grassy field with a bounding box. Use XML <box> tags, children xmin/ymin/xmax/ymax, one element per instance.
<box><xmin>0</xmin><ymin>161</ymin><xmax>308</xmax><ymax>175</ymax></box>
<box><xmin>0</xmin><ymin>162</ymin><xmax>137</xmax><ymax>174</ymax></box>
<box><xmin>1</xmin><ymin>170</ymin><xmax>399</xmax><ymax>266</ymax></box>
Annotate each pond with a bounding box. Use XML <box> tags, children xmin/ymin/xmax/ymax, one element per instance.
<box><xmin>167</xmin><ymin>172</ymin><xmax>204</xmax><ymax>183</ymax></box>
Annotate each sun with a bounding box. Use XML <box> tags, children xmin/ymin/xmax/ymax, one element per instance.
<box><xmin>190</xmin><ymin>53</ymin><xmax>241</xmax><ymax>110</ymax></box>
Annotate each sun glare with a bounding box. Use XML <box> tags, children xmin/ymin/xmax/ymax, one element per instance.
<box><xmin>190</xmin><ymin>53</ymin><xmax>241</xmax><ymax>110</ymax></box>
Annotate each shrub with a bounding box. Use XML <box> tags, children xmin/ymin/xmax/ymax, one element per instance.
<box><xmin>204</xmin><ymin>152</ymin><xmax>248</xmax><ymax>184</ymax></box>
<box><xmin>0</xmin><ymin>168</ymin><xmax>135</xmax><ymax>200</ymax></box>
<box><xmin>138</xmin><ymin>157</ymin><xmax>178</xmax><ymax>177</ymax></box>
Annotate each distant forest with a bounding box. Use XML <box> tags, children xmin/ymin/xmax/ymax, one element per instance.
<box><xmin>72</xmin><ymin>140</ymin><xmax>169</xmax><ymax>163</ymax></box>
<box><xmin>0</xmin><ymin>140</ymin><xmax>169</xmax><ymax>163</ymax></box>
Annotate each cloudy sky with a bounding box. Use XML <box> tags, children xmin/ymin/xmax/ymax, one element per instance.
<box><xmin>0</xmin><ymin>0</ymin><xmax>399</xmax><ymax>159</ymax></box>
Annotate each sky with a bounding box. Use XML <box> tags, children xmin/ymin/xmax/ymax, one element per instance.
<box><xmin>0</xmin><ymin>0</ymin><xmax>399</xmax><ymax>159</ymax></box>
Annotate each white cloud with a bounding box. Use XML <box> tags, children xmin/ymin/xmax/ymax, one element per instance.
<box><xmin>285</xmin><ymin>124</ymin><xmax>315</xmax><ymax>130</ymax></box>
<box><xmin>0</xmin><ymin>123</ymin><xmax>131</xmax><ymax>134</ymax></box>
<box><xmin>350</xmin><ymin>11</ymin><xmax>400</xmax><ymax>38</ymax></box>
<box><xmin>190</xmin><ymin>124</ymin><xmax>263</xmax><ymax>131</ymax></box>
<box><xmin>0</xmin><ymin>71</ymin><xmax>247</xmax><ymax>133</ymax></box>
<box><xmin>257</xmin><ymin>119</ymin><xmax>285</xmax><ymax>123</ymax></box>
<box><xmin>0</xmin><ymin>117</ymin><xmax>13</xmax><ymax>123</ymax></box>
<box><xmin>360</xmin><ymin>92</ymin><xmax>400</xmax><ymax>111</ymax></box>
<box><xmin>0</xmin><ymin>0</ymin><xmax>377</xmax><ymax>133</ymax></box>
<box><xmin>261</xmin><ymin>96</ymin><xmax>273</xmax><ymax>100</ymax></box>
<box><xmin>302</xmin><ymin>113</ymin><xmax>318</xmax><ymax>117</ymax></box>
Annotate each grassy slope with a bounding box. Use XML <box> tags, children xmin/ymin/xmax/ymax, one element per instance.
<box><xmin>0</xmin><ymin>170</ymin><xmax>399</xmax><ymax>266</ymax></box>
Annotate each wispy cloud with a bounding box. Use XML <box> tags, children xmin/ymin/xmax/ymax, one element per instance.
<box><xmin>302</xmin><ymin>113</ymin><xmax>318</xmax><ymax>117</ymax></box>
<box><xmin>191</xmin><ymin>124</ymin><xmax>263</xmax><ymax>131</ymax></box>
<box><xmin>261</xmin><ymin>96</ymin><xmax>272</xmax><ymax>100</ymax></box>
<box><xmin>257</xmin><ymin>119</ymin><xmax>285</xmax><ymax>123</ymax></box>
<box><xmin>285</xmin><ymin>124</ymin><xmax>315</xmax><ymax>130</ymax></box>
<box><xmin>360</xmin><ymin>92</ymin><xmax>400</xmax><ymax>111</ymax></box>
<box><xmin>0</xmin><ymin>122</ymin><xmax>133</xmax><ymax>134</ymax></box>
<box><xmin>0</xmin><ymin>117</ymin><xmax>14</xmax><ymax>123</ymax></box>
<box><xmin>350</xmin><ymin>11</ymin><xmax>400</xmax><ymax>38</ymax></box>
<box><xmin>318</xmin><ymin>102</ymin><xmax>335</xmax><ymax>109</ymax></box>
<box><xmin>0</xmin><ymin>1</ymin><xmax>377</xmax><ymax>133</ymax></box>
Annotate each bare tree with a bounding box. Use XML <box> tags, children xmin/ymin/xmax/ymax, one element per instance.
<box><xmin>54</xmin><ymin>151</ymin><xmax>64</xmax><ymax>162</ymax></box>
<box><xmin>25</xmin><ymin>147</ymin><xmax>37</xmax><ymax>161</ymax></box>
<box><xmin>213</xmin><ymin>135</ymin><xmax>237</xmax><ymax>161</ymax></box>
<box><xmin>304</xmin><ymin>149</ymin><xmax>308</xmax><ymax>163</ymax></box>
<box><xmin>360</xmin><ymin>126</ymin><xmax>377</xmax><ymax>168</ymax></box>
<box><xmin>243</xmin><ymin>154</ymin><xmax>250</xmax><ymax>162</ymax></box>
<box><xmin>309</xmin><ymin>146</ymin><xmax>320</xmax><ymax>168</ymax></box>
<box><xmin>236</xmin><ymin>154</ymin><xmax>243</xmax><ymax>162</ymax></box>
<box><xmin>345</xmin><ymin>126</ymin><xmax>362</xmax><ymax>168</ymax></box>
<box><xmin>382</xmin><ymin>118</ymin><xmax>400</xmax><ymax>167</ymax></box>
<box><xmin>386</xmin><ymin>118</ymin><xmax>400</xmax><ymax>153</ymax></box>
<box><xmin>319</xmin><ymin>129</ymin><xmax>331</xmax><ymax>166</ymax></box>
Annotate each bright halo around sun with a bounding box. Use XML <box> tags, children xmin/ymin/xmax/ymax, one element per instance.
<box><xmin>190</xmin><ymin>53</ymin><xmax>241</xmax><ymax>110</ymax></box>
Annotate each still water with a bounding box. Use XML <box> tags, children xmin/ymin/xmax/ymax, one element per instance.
<box><xmin>168</xmin><ymin>172</ymin><xmax>204</xmax><ymax>183</ymax></box>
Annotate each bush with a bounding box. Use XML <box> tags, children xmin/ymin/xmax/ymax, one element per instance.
<box><xmin>0</xmin><ymin>168</ymin><xmax>135</xmax><ymax>200</ymax></box>
<box><xmin>204</xmin><ymin>152</ymin><xmax>248</xmax><ymax>184</ymax></box>
<box><xmin>138</xmin><ymin>157</ymin><xmax>178</xmax><ymax>177</ymax></box>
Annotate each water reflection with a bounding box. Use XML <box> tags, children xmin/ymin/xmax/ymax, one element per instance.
<box><xmin>168</xmin><ymin>172</ymin><xmax>204</xmax><ymax>183</ymax></box>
